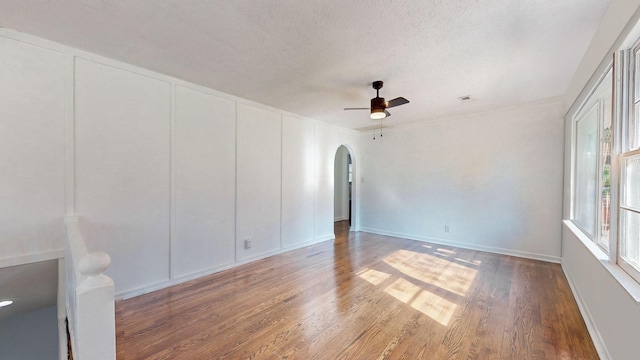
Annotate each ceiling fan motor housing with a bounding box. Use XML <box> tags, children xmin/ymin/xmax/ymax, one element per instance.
<box><xmin>371</xmin><ymin>96</ymin><xmax>386</xmax><ymax>111</ymax></box>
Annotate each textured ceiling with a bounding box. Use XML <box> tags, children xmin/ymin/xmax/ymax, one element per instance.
<box><xmin>0</xmin><ymin>0</ymin><xmax>610</xmax><ymax>129</ymax></box>
<box><xmin>0</xmin><ymin>260</ymin><xmax>57</xmax><ymax>322</ymax></box>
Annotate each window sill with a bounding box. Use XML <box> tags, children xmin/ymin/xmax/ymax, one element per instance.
<box><xmin>563</xmin><ymin>220</ymin><xmax>640</xmax><ymax>304</ymax></box>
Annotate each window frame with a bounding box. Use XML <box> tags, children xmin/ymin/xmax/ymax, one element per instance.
<box><xmin>571</xmin><ymin>65</ymin><xmax>613</xmax><ymax>254</ymax></box>
<box><xmin>565</xmin><ymin>17</ymin><xmax>640</xmax><ymax>298</ymax></box>
<box><xmin>628</xmin><ymin>43</ymin><xmax>640</xmax><ymax>153</ymax></box>
<box><xmin>613</xmin><ymin>41</ymin><xmax>640</xmax><ymax>283</ymax></box>
<box><xmin>618</xmin><ymin>149</ymin><xmax>640</xmax><ymax>283</ymax></box>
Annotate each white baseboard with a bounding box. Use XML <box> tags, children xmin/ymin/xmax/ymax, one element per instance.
<box><xmin>117</xmin><ymin>279</ymin><xmax>180</xmax><ymax>300</ymax></box>
<box><xmin>359</xmin><ymin>227</ymin><xmax>561</xmax><ymax>263</ymax></box>
<box><xmin>561</xmin><ymin>260</ymin><xmax>611</xmax><ymax>360</ymax></box>
<box><xmin>116</xmin><ymin>235</ymin><xmax>335</xmax><ymax>300</ymax></box>
<box><xmin>314</xmin><ymin>233</ymin><xmax>336</xmax><ymax>243</ymax></box>
<box><xmin>282</xmin><ymin>236</ymin><xmax>334</xmax><ymax>251</ymax></box>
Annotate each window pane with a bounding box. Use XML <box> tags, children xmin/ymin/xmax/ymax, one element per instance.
<box><xmin>574</xmin><ymin>104</ymin><xmax>599</xmax><ymax>236</ymax></box>
<box><xmin>631</xmin><ymin>102</ymin><xmax>640</xmax><ymax>150</ymax></box>
<box><xmin>634</xmin><ymin>47</ymin><xmax>640</xmax><ymax>150</ymax></box>
<box><xmin>635</xmin><ymin>47</ymin><xmax>640</xmax><ymax>102</ymax></box>
<box><xmin>620</xmin><ymin>209</ymin><xmax>640</xmax><ymax>270</ymax></box>
<box><xmin>599</xmin><ymin>99</ymin><xmax>612</xmax><ymax>250</ymax></box>
<box><xmin>622</xmin><ymin>153</ymin><xmax>640</xmax><ymax>210</ymax></box>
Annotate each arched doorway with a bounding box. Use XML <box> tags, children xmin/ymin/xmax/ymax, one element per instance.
<box><xmin>334</xmin><ymin>145</ymin><xmax>354</xmax><ymax>235</ymax></box>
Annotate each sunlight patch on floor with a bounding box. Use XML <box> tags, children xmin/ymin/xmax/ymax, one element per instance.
<box><xmin>435</xmin><ymin>248</ymin><xmax>455</xmax><ymax>254</ymax></box>
<box><xmin>383</xmin><ymin>249</ymin><xmax>477</xmax><ymax>296</ymax></box>
<box><xmin>381</xmin><ymin>278</ymin><xmax>458</xmax><ymax>326</ymax></box>
<box><xmin>384</xmin><ymin>278</ymin><xmax>421</xmax><ymax>303</ymax></box>
<box><xmin>453</xmin><ymin>257</ymin><xmax>482</xmax><ymax>266</ymax></box>
<box><xmin>357</xmin><ymin>268</ymin><xmax>391</xmax><ymax>286</ymax></box>
<box><xmin>411</xmin><ymin>289</ymin><xmax>458</xmax><ymax>326</ymax></box>
<box><xmin>356</xmin><ymin>248</ymin><xmax>480</xmax><ymax>327</ymax></box>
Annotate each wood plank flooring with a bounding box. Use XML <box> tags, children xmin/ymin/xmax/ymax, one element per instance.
<box><xmin>115</xmin><ymin>222</ymin><xmax>598</xmax><ymax>359</ymax></box>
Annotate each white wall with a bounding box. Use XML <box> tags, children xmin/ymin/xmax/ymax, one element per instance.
<box><xmin>0</xmin><ymin>36</ymin><xmax>66</xmax><ymax>266</ymax></box>
<box><xmin>562</xmin><ymin>1</ymin><xmax>640</xmax><ymax>359</ymax></box>
<box><xmin>173</xmin><ymin>86</ymin><xmax>236</xmax><ymax>278</ymax></box>
<box><xmin>74</xmin><ymin>57</ymin><xmax>172</xmax><ymax>294</ymax></box>
<box><xmin>236</xmin><ymin>104</ymin><xmax>282</xmax><ymax>260</ymax></box>
<box><xmin>333</xmin><ymin>146</ymin><xmax>350</xmax><ymax>221</ymax></box>
<box><xmin>0</xmin><ymin>29</ymin><xmax>361</xmax><ymax>298</ymax></box>
<box><xmin>315</xmin><ymin>123</ymin><xmax>360</xmax><ymax>239</ymax></box>
<box><xmin>562</xmin><ymin>225</ymin><xmax>640</xmax><ymax>360</ymax></box>
<box><xmin>282</xmin><ymin>115</ymin><xmax>315</xmax><ymax>248</ymax></box>
<box><xmin>0</xmin><ymin>306</ymin><xmax>58</xmax><ymax>360</ymax></box>
<box><xmin>360</xmin><ymin>98</ymin><xmax>565</xmax><ymax>261</ymax></box>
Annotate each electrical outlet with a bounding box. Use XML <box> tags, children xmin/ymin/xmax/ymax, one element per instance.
<box><xmin>444</xmin><ymin>225</ymin><xmax>450</xmax><ymax>233</ymax></box>
<box><xmin>244</xmin><ymin>239</ymin><xmax>251</xmax><ymax>249</ymax></box>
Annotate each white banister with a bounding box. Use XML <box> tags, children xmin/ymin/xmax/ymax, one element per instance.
<box><xmin>64</xmin><ymin>217</ymin><xmax>115</xmax><ymax>360</ymax></box>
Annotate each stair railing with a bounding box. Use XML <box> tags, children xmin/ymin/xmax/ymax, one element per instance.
<box><xmin>64</xmin><ymin>216</ymin><xmax>115</xmax><ymax>360</ymax></box>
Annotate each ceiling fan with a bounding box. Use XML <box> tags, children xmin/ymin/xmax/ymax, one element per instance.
<box><xmin>344</xmin><ymin>81</ymin><xmax>409</xmax><ymax>119</ymax></box>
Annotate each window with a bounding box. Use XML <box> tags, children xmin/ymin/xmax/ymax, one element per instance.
<box><xmin>630</xmin><ymin>46</ymin><xmax>640</xmax><ymax>151</ymax></box>
<box><xmin>574</xmin><ymin>103</ymin><xmax>598</xmax><ymax>237</ymax></box>
<box><xmin>571</xmin><ymin>31</ymin><xmax>640</xmax><ymax>286</ymax></box>
<box><xmin>599</xmin><ymin>88</ymin><xmax>613</xmax><ymax>251</ymax></box>
<box><xmin>572</xmin><ymin>68</ymin><xmax>612</xmax><ymax>251</ymax></box>
<box><xmin>619</xmin><ymin>150</ymin><xmax>640</xmax><ymax>282</ymax></box>
<box><xmin>618</xmin><ymin>44</ymin><xmax>640</xmax><ymax>282</ymax></box>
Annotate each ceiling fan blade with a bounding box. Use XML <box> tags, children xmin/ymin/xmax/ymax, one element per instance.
<box><xmin>384</xmin><ymin>110</ymin><xmax>391</xmax><ymax>117</ymax></box>
<box><xmin>386</xmin><ymin>97</ymin><xmax>409</xmax><ymax>108</ymax></box>
<box><xmin>344</xmin><ymin>107</ymin><xmax>370</xmax><ymax>110</ymax></box>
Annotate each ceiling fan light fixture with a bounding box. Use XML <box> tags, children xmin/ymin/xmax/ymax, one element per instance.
<box><xmin>370</xmin><ymin>108</ymin><xmax>386</xmax><ymax>119</ymax></box>
<box><xmin>344</xmin><ymin>80</ymin><xmax>409</xmax><ymax>120</ymax></box>
<box><xmin>370</xmin><ymin>96</ymin><xmax>387</xmax><ymax>119</ymax></box>
<box><xmin>0</xmin><ymin>299</ymin><xmax>15</xmax><ymax>308</ymax></box>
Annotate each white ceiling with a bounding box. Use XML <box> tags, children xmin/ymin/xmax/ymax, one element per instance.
<box><xmin>0</xmin><ymin>0</ymin><xmax>610</xmax><ymax>130</ymax></box>
<box><xmin>0</xmin><ymin>260</ymin><xmax>58</xmax><ymax>322</ymax></box>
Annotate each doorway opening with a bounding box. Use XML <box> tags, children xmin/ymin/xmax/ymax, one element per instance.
<box><xmin>334</xmin><ymin>145</ymin><xmax>354</xmax><ymax>238</ymax></box>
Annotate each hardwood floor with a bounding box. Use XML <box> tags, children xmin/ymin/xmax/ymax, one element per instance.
<box><xmin>115</xmin><ymin>221</ymin><xmax>598</xmax><ymax>359</ymax></box>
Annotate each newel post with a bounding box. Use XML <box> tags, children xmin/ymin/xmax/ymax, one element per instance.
<box><xmin>76</xmin><ymin>251</ymin><xmax>116</xmax><ymax>360</ymax></box>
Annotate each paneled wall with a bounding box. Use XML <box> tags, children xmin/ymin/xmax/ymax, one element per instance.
<box><xmin>75</xmin><ymin>58</ymin><xmax>172</xmax><ymax>293</ymax></box>
<box><xmin>0</xmin><ymin>36</ymin><xmax>66</xmax><ymax>266</ymax></box>
<box><xmin>236</xmin><ymin>104</ymin><xmax>282</xmax><ymax>261</ymax></box>
<box><xmin>0</xmin><ymin>30</ymin><xmax>360</xmax><ymax>298</ymax></box>
<box><xmin>173</xmin><ymin>86</ymin><xmax>236</xmax><ymax>278</ymax></box>
<box><xmin>281</xmin><ymin>115</ymin><xmax>315</xmax><ymax>248</ymax></box>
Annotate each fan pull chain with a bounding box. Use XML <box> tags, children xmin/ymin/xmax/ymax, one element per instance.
<box><xmin>373</xmin><ymin>120</ymin><xmax>383</xmax><ymax>141</ymax></box>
